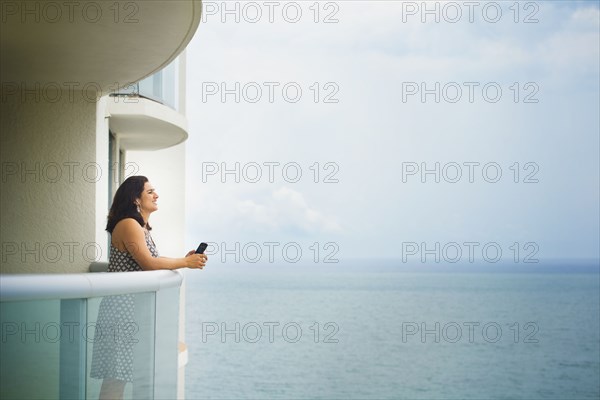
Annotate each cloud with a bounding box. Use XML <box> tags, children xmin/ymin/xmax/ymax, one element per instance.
<box><xmin>536</xmin><ymin>6</ymin><xmax>600</xmax><ymax>77</ymax></box>
<box><xmin>236</xmin><ymin>186</ymin><xmax>342</xmax><ymax>235</ymax></box>
<box><xmin>185</xmin><ymin>2</ymin><xmax>599</xmax><ymax>259</ymax></box>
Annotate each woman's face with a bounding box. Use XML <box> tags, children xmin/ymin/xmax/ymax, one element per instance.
<box><xmin>137</xmin><ymin>182</ymin><xmax>159</xmax><ymax>214</ymax></box>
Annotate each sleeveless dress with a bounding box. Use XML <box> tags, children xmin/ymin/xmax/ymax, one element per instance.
<box><xmin>90</xmin><ymin>230</ymin><xmax>159</xmax><ymax>382</ymax></box>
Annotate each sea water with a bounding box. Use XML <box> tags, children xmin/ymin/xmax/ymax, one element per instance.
<box><xmin>184</xmin><ymin>264</ymin><xmax>600</xmax><ymax>399</ymax></box>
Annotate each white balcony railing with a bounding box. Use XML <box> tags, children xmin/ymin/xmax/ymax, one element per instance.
<box><xmin>0</xmin><ymin>270</ymin><xmax>183</xmax><ymax>400</ymax></box>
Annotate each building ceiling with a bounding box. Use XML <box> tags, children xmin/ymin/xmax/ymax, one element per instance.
<box><xmin>0</xmin><ymin>0</ymin><xmax>202</xmax><ymax>95</ymax></box>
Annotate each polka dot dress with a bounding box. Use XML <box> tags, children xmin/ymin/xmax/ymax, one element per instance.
<box><xmin>90</xmin><ymin>230</ymin><xmax>159</xmax><ymax>382</ymax></box>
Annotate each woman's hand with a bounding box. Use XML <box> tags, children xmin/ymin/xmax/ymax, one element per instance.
<box><xmin>184</xmin><ymin>250</ymin><xmax>208</xmax><ymax>269</ymax></box>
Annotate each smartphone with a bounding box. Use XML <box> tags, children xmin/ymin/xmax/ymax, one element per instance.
<box><xmin>195</xmin><ymin>242</ymin><xmax>208</xmax><ymax>254</ymax></box>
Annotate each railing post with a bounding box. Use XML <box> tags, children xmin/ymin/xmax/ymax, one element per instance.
<box><xmin>154</xmin><ymin>287</ymin><xmax>181</xmax><ymax>398</ymax></box>
<box><xmin>59</xmin><ymin>299</ymin><xmax>86</xmax><ymax>400</ymax></box>
<box><xmin>132</xmin><ymin>293</ymin><xmax>156</xmax><ymax>399</ymax></box>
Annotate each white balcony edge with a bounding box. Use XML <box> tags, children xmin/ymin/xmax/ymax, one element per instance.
<box><xmin>108</xmin><ymin>97</ymin><xmax>188</xmax><ymax>151</ymax></box>
<box><xmin>0</xmin><ymin>270</ymin><xmax>183</xmax><ymax>302</ymax></box>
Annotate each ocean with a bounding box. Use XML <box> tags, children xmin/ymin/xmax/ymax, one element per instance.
<box><xmin>183</xmin><ymin>263</ymin><xmax>600</xmax><ymax>399</ymax></box>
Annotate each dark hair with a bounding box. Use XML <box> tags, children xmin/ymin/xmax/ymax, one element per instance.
<box><xmin>106</xmin><ymin>175</ymin><xmax>152</xmax><ymax>233</ymax></box>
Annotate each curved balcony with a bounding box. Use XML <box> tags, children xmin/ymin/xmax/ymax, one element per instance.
<box><xmin>0</xmin><ymin>0</ymin><xmax>202</xmax><ymax>95</ymax></box>
<box><xmin>107</xmin><ymin>56</ymin><xmax>188</xmax><ymax>151</ymax></box>
<box><xmin>108</xmin><ymin>96</ymin><xmax>188</xmax><ymax>151</ymax></box>
<box><xmin>0</xmin><ymin>270</ymin><xmax>185</xmax><ymax>400</ymax></box>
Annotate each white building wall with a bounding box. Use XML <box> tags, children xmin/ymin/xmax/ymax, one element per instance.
<box><xmin>95</xmin><ymin>97</ymin><xmax>110</xmax><ymax>261</ymax></box>
<box><xmin>0</xmin><ymin>92</ymin><xmax>101</xmax><ymax>274</ymax></box>
<box><xmin>125</xmin><ymin>142</ymin><xmax>187</xmax><ymax>259</ymax></box>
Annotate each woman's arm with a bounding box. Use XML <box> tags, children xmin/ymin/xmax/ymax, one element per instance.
<box><xmin>115</xmin><ymin>219</ymin><xmax>206</xmax><ymax>270</ymax></box>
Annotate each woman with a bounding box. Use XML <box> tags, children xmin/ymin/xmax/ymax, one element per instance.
<box><xmin>91</xmin><ymin>175</ymin><xmax>207</xmax><ymax>399</ymax></box>
<box><xmin>105</xmin><ymin>175</ymin><xmax>206</xmax><ymax>271</ymax></box>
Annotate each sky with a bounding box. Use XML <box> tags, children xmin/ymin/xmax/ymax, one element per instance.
<box><xmin>183</xmin><ymin>1</ymin><xmax>599</xmax><ymax>266</ymax></box>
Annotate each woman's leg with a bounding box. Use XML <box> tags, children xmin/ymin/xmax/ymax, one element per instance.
<box><xmin>99</xmin><ymin>378</ymin><xmax>126</xmax><ymax>400</ymax></box>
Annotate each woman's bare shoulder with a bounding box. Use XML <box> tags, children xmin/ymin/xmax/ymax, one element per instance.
<box><xmin>112</xmin><ymin>218</ymin><xmax>144</xmax><ymax>237</ymax></box>
<box><xmin>111</xmin><ymin>218</ymin><xmax>145</xmax><ymax>251</ymax></box>
<box><xmin>114</xmin><ymin>217</ymin><xmax>142</xmax><ymax>229</ymax></box>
